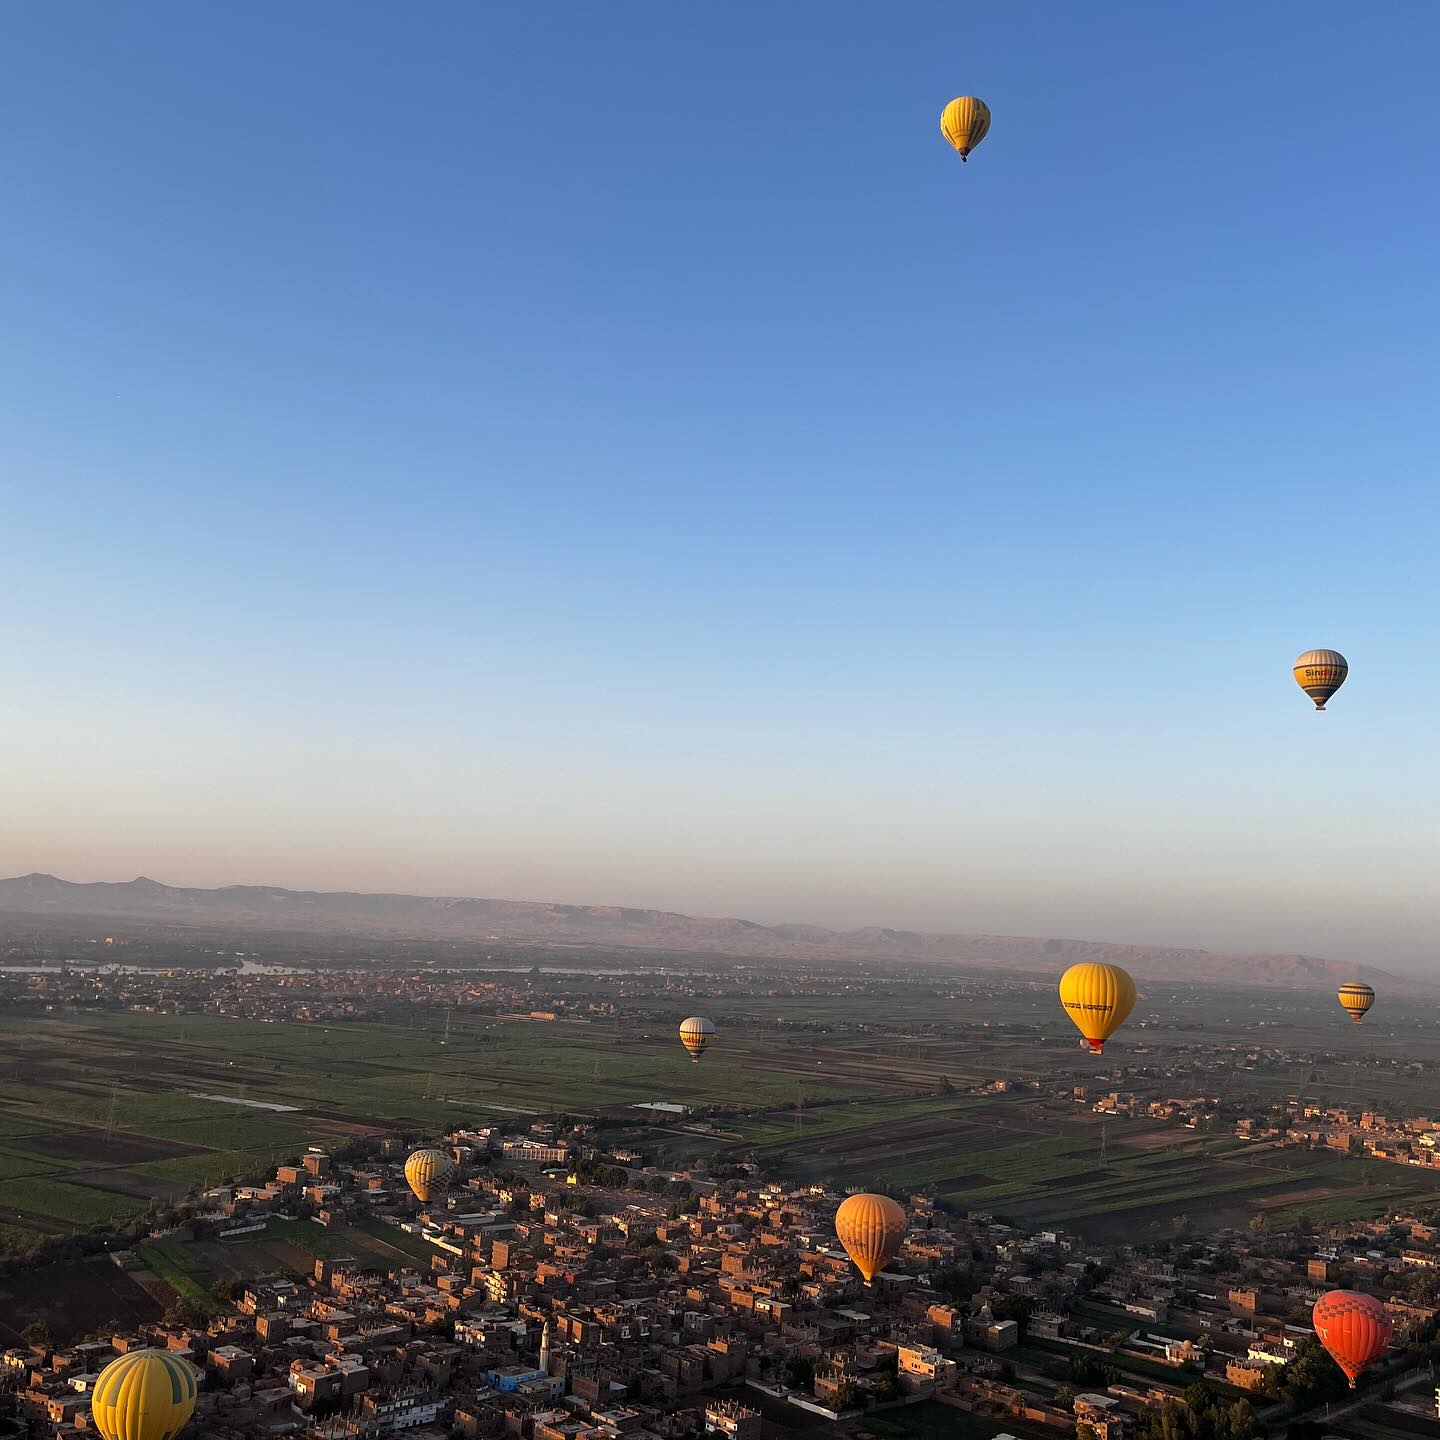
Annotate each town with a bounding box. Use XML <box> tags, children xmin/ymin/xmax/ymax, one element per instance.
<box><xmin>4</xmin><ymin>1102</ymin><xmax>1440</xmax><ymax>1440</ymax></box>
<box><xmin>3</xmin><ymin>943</ymin><xmax>1440</xmax><ymax>1440</ymax></box>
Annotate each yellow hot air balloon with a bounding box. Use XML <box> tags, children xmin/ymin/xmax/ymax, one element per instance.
<box><xmin>836</xmin><ymin>1192</ymin><xmax>907</xmax><ymax>1283</ymax></box>
<box><xmin>1293</xmin><ymin>649</ymin><xmax>1348</xmax><ymax>711</ymax></box>
<box><xmin>90</xmin><ymin>1349</ymin><xmax>198</xmax><ymax>1440</ymax></box>
<box><xmin>679</xmin><ymin>1016</ymin><xmax>715</xmax><ymax>1063</ymax></box>
<box><xmin>1059</xmin><ymin>962</ymin><xmax>1136</xmax><ymax>1055</ymax></box>
<box><xmin>1338</xmin><ymin>982</ymin><xmax>1375</xmax><ymax>1023</ymax></box>
<box><xmin>940</xmin><ymin>96</ymin><xmax>991</xmax><ymax>162</ymax></box>
<box><xmin>405</xmin><ymin>1146</ymin><xmax>456</xmax><ymax>1203</ymax></box>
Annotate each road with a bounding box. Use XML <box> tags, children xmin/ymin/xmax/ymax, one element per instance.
<box><xmin>1276</xmin><ymin>1361</ymin><xmax>1432</xmax><ymax>1430</ymax></box>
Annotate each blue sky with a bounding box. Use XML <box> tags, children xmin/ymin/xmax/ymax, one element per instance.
<box><xmin>3</xmin><ymin>4</ymin><xmax>1437</xmax><ymax>971</ymax></box>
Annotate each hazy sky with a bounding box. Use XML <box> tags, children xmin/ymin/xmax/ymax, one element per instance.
<box><xmin>3</xmin><ymin>5</ymin><xmax>1438</xmax><ymax>973</ymax></box>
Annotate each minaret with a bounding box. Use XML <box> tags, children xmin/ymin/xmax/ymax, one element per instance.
<box><xmin>539</xmin><ymin>1320</ymin><xmax>551</xmax><ymax>1375</ymax></box>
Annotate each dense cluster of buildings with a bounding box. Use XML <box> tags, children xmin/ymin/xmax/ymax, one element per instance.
<box><xmin>5</xmin><ymin>1111</ymin><xmax>1440</xmax><ymax>1440</ymax></box>
<box><xmin>0</xmin><ymin>953</ymin><xmax>1042</xmax><ymax>1046</ymax></box>
<box><xmin>0</xmin><ymin>964</ymin><xmax>625</xmax><ymax>1029</ymax></box>
<box><xmin>1081</xmin><ymin>1083</ymin><xmax>1440</xmax><ymax>1177</ymax></box>
<box><xmin>1250</xmin><ymin>1104</ymin><xmax>1440</xmax><ymax>1171</ymax></box>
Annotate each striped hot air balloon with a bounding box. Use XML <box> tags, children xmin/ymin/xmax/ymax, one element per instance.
<box><xmin>1293</xmin><ymin>649</ymin><xmax>1348</xmax><ymax>711</ymax></box>
<box><xmin>836</xmin><ymin>1192</ymin><xmax>908</xmax><ymax>1283</ymax></box>
<box><xmin>90</xmin><ymin>1349</ymin><xmax>198</xmax><ymax>1440</ymax></box>
<box><xmin>679</xmin><ymin>1016</ymin><xmax>715</xmax><ymax>1063</ymax></box>
<box><xmin>1337</xmin><ymin>982</ymin><xmax>1375</xmax><ymax>1023</ymax></box>
<box><xmin>404</xmin><ymin>1146</ymin><xmax>456</xmax><ymax>1203</ymax></box>
<box><xmin>1059</xmin><ymin>962</ymin><xmax>1136</xmax><ymax>1055</ymax></box>
<box><xmin>940</xmin><ymin>96</ymin><xmax>991</xmax><ymax>161</ymax></box>
<box><xmin>1313</xmin><ymin>1290</ymin><xmax>1392</xmax><ymax>1387</ymax></box>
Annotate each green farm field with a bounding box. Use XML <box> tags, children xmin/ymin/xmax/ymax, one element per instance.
<box><xmin>0</xmin><ymin>975</ymin><xmax>1437</xmax><ymax>1251</ymax></box>
<box><xmin>662</xmin><ymin>1086</ymin><xmax>1440</xmax><ymax>1242</ymax></box>
<box><xmin>0</xmin><ymin>1003</ymin><xmax>895</xmax><ymax>1249</ymax></box>
<box><xmin>125</xmin><ymin>1215</ymin><xmax>442</xmax><ymax>1308</ymax></box>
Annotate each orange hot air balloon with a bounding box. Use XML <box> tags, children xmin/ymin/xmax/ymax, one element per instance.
<box><xmin>1313</xmin><ymin>1290</ymin><xmax>1392</xmax><ymax>1388</ymax></box>
<box><xmin>835</xmin><ymin>1193</ymin><xmax>907</xmax><ymax>1283</ymax></box>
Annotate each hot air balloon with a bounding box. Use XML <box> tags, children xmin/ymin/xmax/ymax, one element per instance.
<box><xmin>1337</xmin><ymin>982</ymin><xmax>1375</xmax><ymax>1024</ymax></box>
<box><xmin>940</xmin><ymin>96</ymin><xmax>991</xmax><ymax>161</ymax></box>
<box><xmin>679</xmin><ymin>1016</ymin><xmax>715</xmax><ymax>1063</ymax></box>
<box><xmin>405</xmin><ymin>1146</ymin><xmax>456</xmax><ymax>1203</ymax></box>
<box><xmin>1293</xmin><ymin>649</ymin><xmax>1348</xmax><ymax>711</ymax></box>
<box><xmin>1059</xmin><ymin>962</ymin><xmax>1136</xmax><ymax>1055</ymax></box>
<box><xmin>1313</xmin><ymin>1290</ymin><xmax>1392</xmax><ymax>1387</ymax></box>
<box><xmin>836</xmin><ymin>1192</ymin><xmax>908</xmax><ymax>1283</ymax></box>
<box><xmin>90</xmin><ymin>1349</ymin><xmax>198</xmax><ymax>1440</ymax></box>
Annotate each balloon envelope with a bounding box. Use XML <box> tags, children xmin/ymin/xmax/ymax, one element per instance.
<box><xmin>1337</xmin><ymin>982</ymin><xmax>1375</xmax><ymax>1023</ymax></box>
<box><xmin>1313</xmin><ymin>1290</ymin><xmax>1392</xmax><ymax>1387</ymax></box>
<box><xmin>1059</xmin><ymin>962</ymin><xmax>1136</xmax><ymax>1054</ymax></box>
<box><xmin>679</xmin><ymin>1016</ymin><xmax>716</xmax><ymax>1062</ymax></box>
<box><xmin>405</xmin><ymin>1146</ymin><xmax>455</xmax><ymax>1203</ymax></box>
<box><xmin>836</xmin><ymin>1192</ymin><xmax>908</xmax><ymax>1283</ymax></box>
<box><xmin>1294</xmin><ymin>649</ymin><xmax>1348</xmax><ymax>710</ymax></box>
<box><xmin>91</xmin><ymin>1349</ymin><xmax>199</xmax><ymax>1440</ymax></box>
<box><xmin>940</xmin><ymin>97</ymin><xmax>991</xmax><ymax>160</ymax></box>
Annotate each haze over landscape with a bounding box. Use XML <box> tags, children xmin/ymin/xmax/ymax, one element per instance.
<box><xmin>0</xmin><ymin>873</ymin><xmax>1428</xmax><ymax>995</ymax></box>
<box><xmin>4</xmin><ymin>5</ymin><xmax>1438</xmax><ymax>976</ymax></box>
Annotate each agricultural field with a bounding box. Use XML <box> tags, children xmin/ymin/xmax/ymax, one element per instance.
<box><xmin>41</xmin><ymin>1214</ymin><xmax>454</xmax><ymax>1337</ymax></box>
<box><xmin>0</xmin><ymin>968</ymin><xmax>1436</xmax><ymax>1252</ymax></box>
<box><xmin>643</xmin><ymin>1083</ymin><xmax>1440</xmax><ymax>1243</ymax></box>
<box><xmin>135</xmin><ymin>1239</ymin><xmax>225</xmax><ymax>1315</ymax></box>
<box><xmin>0</xmin><ymin>1000</ymin><xmax>896</xmax><ymax>1250</ymax></box>
<box><xmin>0</xmin><ymin>1256</ymin><xmax>162</xmax><ymax>1349</ymax></box>
<box><xmin>610</xmin><ymin>976</ymin><xmax>1440</xmax><ymax>1242</ymax></box>
<box><xmin>861</xmin><ymin>1399</ymin><xmax>1051</xmax><ymax>1440</ymax></box>
<box><xmin>146</xmin><ymin>1215</ymin><xmax>440</xmax><ymax>1297</ymax></box>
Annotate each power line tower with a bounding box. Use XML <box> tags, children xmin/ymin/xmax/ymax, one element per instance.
<box><xmin>1099</xmin><ymin>1120</ymin><xmax>1109</xmax><ymax>1172</ymax></box>
<box><xmin>103</xmin><ymin>1083</ymin><xmax>120</xmax><ymax>1143</ymax></box>
<box><xmin>442</xmin><ymin>1010</ymin><xmax>452</xmax><ymax>1046</ymax></box>
<box><xmin>794</xmin><ymin>1085</ymin><xmax>805</xmax><ymax>1135</ymax></box>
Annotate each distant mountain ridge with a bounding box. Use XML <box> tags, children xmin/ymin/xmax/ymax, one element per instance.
<box><xmin>0</xmin><ymin>872</ymin><xmax>1424</xmax><ymax>994</ymax></box>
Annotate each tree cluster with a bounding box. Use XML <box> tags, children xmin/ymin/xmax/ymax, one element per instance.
<box><xmin>1137</xmin><ymin>1393</ymin><xmax>1257</xmax><ymax>1440</ymax></box>
<box><xmin>1070</xmin><ymin>1355</ymin><xmax>1119</xmax><ymax>1388</ymax></box>
<box><xmin>1277</xmin><ymin>1338</ymin><xmax>1349</xmax><ymax>1411</ymax></box>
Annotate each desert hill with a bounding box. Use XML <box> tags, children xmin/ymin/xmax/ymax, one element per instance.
<box><xmin>0</xmin><ymin>873</ymin><xmax>1423</xmax><ymax>995</ymax></box>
